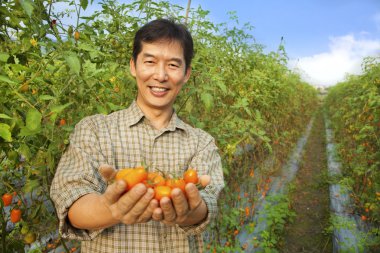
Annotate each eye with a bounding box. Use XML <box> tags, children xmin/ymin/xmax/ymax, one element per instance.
<box><xmin>169</xmin><ymin>63</ymin><xmax>180</xmax><ymax>69</ymax></box>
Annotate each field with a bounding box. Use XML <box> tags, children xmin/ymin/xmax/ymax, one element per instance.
<box><xmin>0</xmin><ymin>0</ymin><xmax>379</xmax><ymax>252</ymax></box>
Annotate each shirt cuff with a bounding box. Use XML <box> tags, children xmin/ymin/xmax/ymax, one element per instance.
<box><xmin>56</xmin><ymin>187</ymin><xmax>105</xmax><ymax>241</ymax></box>
<box><xmin>177</xmin><ymin>187</ymin><xmax>218</xmax><ymax>236</ymax></box>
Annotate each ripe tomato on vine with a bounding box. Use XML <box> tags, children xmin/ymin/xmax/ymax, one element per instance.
<box><xmin>2</xmin><ymin>193</ymin><xmax>13</xmax><ymax>207</ymax></box>
<box><xmin>10</xmin><ymin>209</ymin><xmax>22</xmax><ymax>223</ymax></box>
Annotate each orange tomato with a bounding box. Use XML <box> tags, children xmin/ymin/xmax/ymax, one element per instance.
<box><xmin>74</xmin><ymin>31</ymin><xmax>80</xmax><ymax>40</ymax></box>
<box><xmin>10</xmin><ymin>209</ymin><xmax>22</xmax><ymax>223</ymax></box>
<box><xmin>2</xmin><ymin>193</ymin><xmax>13</xmax><ymax>206</ymax></box>
<box><xmin>144</xmin><ymin>172</ymin><xmax>166</xmax><ymax>188</ymax></box>
<box><xmin>115</xmin><ymin>168</ymin><xmax>133</xmax><ymax>181</ymax></box>
<box><xmin>116</xmin><ymin>167</ymin><xmax>148</xmax><ymax>191</ymax></box>
<box><xmin>59</xmin><ymin>118</ymin><xmax>66</xmax><ymax>126</ymax></box>
<box><xmin>184</xmin><ymin>169</ymin><xmax>198</xmax><ymax>184</ymax></box>
<box><xmin>165</xmin><ymin>178</ymin><xmax>186</xmax><ymax>193</ymax></box>
<box><xmin>154</xmin><ymin>186</ymin><xmax>172</xmax><ymax>201</ymax></box>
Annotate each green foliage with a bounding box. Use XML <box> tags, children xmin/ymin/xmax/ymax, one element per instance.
<box><xmin>0</xmin><ymin>0</ymin><xmax>318</xmax><ymax>251</ymax></box>
<box><xmin>325</xmin><ymin>57</ymin><xmax>380</xmax><ymax>251</ymax></box>
<box><xmin>257</xmin><ymin>194</ymin><xmax>295</xmax><ymax>251</ymax></box>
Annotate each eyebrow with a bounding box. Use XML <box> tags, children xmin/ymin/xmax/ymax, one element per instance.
<box><xmin>142</xmin><ymin>53</ymin><xmax>183</xmax><ymax>65</ymax></box>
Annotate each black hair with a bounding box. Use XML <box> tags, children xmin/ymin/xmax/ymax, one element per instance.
<box><xmin>132</xmin><ymin>19</ymin><xmax>194</xmax><ymax>69</ymax></box>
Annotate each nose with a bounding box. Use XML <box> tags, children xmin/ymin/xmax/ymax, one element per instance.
<box><xmin>154</xmin><ymin>64</ymin><xmax>168</xmax><ymax>82</ymax></box>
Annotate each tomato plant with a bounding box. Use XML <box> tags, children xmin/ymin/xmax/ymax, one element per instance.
<box><xmin>325</xmin><ymin>56</ymin><xmax>380</xmax><ymax>251</ymax></box>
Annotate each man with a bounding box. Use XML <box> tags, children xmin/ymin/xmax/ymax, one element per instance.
<box><xmin>50</xmin><ymin>19</ymin><xmax>224</xmax><ymax>252</ymax></box>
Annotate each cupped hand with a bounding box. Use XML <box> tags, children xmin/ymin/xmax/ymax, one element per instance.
<box><xmin>152</xmin><ymin>183</ymin><xmax>207</xmax><ymax>226</ymax></box>
<box><xmin>98</xmin><ymin>164</ymin><xmax>158</xmax><ymax>225</ymax></box>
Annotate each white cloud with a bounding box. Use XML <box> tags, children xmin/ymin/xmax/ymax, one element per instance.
<box><xmin>289</xmin><ymin>34</ymin><xmax>380</xmax><ymax>87</ymax></box>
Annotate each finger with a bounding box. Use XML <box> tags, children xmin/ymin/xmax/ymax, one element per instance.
<box><xmin>160</xmin><ymin>197</ymin><xmax>176</xmax><ymax>222</ymax></box>
<box><xmin>152</xmin><ymin>207</ymin><xmax>163</xmax><ymax>221</ymax></box>
<box><xmin>122</xmin><ymin>188</ymin><xmax>155</xmax><ymax>224</ymax></box>
<box><xmin>117</xmin><ymin>183</ymin><xmax>147</xmax><ymax>215</ymax></box>
<box><xmin>185</xmin><ymin>183</ymin><xmax>203</xmax><ymax>210</ymax></box>
<box><xmin>137</xmin><ymin>198</ymin><xmax>159</xmax><ymax>223</ymax></box>
<box><xmin>99</xmin><ymin>164</ymin><xmax>117</xmax><ymax>181</ymax></box>
<box><xmin>199</xmin><ymin>175</ymin><xmax>211</xmax><ymax>187</ymax></box>
<box><xmin>102</xmin><ymin>180</ymin><xmax>127</xmax><ymax>205</ymax></box>
<box><xmin>171</xmin><ymin>188</ymin><xmax>189</xmax><ymax>217</ymax></box>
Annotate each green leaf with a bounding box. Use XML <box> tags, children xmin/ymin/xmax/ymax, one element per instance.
<box><xmin>19</xmin><ymin>126</ymin><xmax>40</xmax><ymax>137</ymax></box>
<box><xmin>78</xmin><ymin>43</ymin><xmax>97</xmax><ymax>52</ymax></box>
<box><xmin>0</xmin><ymin>52</ymin><xmax>9</xmax><ymax>62</ymax></box>
<box><xmin>96</xmin><ymin>105</ymin><xmax>108</xmax><ymax>114</ymax></box>
<box><xmin>200</xmin><ymin>93</ymin><xmax>213</xmax><ymax>110</ymax></box>
<box><xmin>0</xmin><ymin>113</ymin><xmax>12</xmax><ymax>119</ymax></box>
<box><xmin>19</xmin><ymin>0</ymin><xmax>34</xmax><ymax>17</ymax></box>
<box><xmin>18</xmin><ymin>144</ymin><xmax>32</xmax><ymax>160</ymax></box>
<box><xmin>216</xmin><ymin>81</ymin><xmax>227</xmax><ymax>93</ymax></box>
<box><xmin>106</xmin><ymin>102</ymin><xmax>123</xmax><ymax>111</ymax></box>
<box><xmin>0</xmin><ymin>123</ymin><xmax>12</xmax><ymax>142</ymax></box>
<box><xmin>0</xmin><ymin>75</ymin><xmax>16</xmax><ymax>84</ymax></box>
<box><xmin>65</xmin><ymin>53</ymin><xmax>81</xmax><ymax>75</ymax></box>
<box><xmin>30</xmin><ymin>204</ymin><xmax>41</xmax><ymax>219</ymax></box>
<box><xmin>23</xmin><ymin>179</ymin><xmax>40</xmax><ymax>193</ymax></box>
<box><xmin>38</xmin><ymin>95</ymin><xmax>56</xmax><ymax>101</ymax></box>
<box><xmin>50</xmin><ymin>102</ymin><xmax>73</xmax><ymax>114</ymax></box>
<box><xmin>80</xmin><ymin>0</ymin><xmax>88</xmax><ymax>10</ymax></box>
<box><xmin>26</xmin><ymin>109</ymin><xmax>42</xmax><ymax>131</ymax></box>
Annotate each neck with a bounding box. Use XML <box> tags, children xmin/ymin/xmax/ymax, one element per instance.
<box><xmin>136</xmin><ymin>102</ymin><xmax>173</xmax><ymax>130</ymax></box>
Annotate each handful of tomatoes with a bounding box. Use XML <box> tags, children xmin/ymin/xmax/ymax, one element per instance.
<box><xmin>114</xmin><ymin>167</ymin><xmax>211</xmax><ymax>201</ymax></box>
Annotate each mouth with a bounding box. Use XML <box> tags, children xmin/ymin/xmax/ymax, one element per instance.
<box><xmin>149</xmin><ymin>86</ymin><xmax>170</xmax><ymax>97</ymax></box>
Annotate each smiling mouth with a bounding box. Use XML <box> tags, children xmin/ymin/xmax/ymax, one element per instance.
<box><xmin>149</xmin><ymin>86</ymin><xmax>169</xmax><ymax>92</ymax></box>
<box><xmin>148</xmin><ymin>86</ymin><xmax>170</xmax><ymax>97</ymax></box>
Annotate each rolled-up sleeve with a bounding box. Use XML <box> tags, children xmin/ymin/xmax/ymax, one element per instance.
<box><xmin>50</xmin><ymin>116</ymin><xmax>111</xmax><ymax>240</ymax></box>
<box><xmin>180</xmin><ymin>131</ymin><xmax>225</xmax><ymax>236</ymax></box>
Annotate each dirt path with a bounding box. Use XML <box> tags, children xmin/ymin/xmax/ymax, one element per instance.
<box><xmin>280</xmin><ymin>108</ymin><xmax>333</xmax><ymax>253</ymax></box>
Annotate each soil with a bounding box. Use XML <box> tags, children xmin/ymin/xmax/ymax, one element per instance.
<box><xmin>280</xmin><ymin>108</ymin><xmax>333</xmax><ymax>253</ymax></box>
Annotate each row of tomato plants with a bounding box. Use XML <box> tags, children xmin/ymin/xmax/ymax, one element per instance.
<box><xmin>325</xmin><ymin>57</ymin><xmax>380</xmax><ymax>251</ymax></box>
<box><xmin>0</xmin><ymin>0</ymin><xmax>318</xmax><ymax>252</ymax></box>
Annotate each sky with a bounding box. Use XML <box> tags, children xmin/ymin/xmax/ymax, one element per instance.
<box><xmin>77</xmin><ymin>0</ymin><xmax>380</xmax><ymax>87</ymax></box>
<box><xmin>169</xmin><ymin>0</ymin><xmax>380</xmax><ymax>87</ymax></box>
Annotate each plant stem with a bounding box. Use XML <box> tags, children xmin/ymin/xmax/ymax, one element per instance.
<box><xmin>185</xmin><ymin>0</ymin><xmax>191</xmax><ymax>25</ymax></box>
<box><xmin>1</xmin><ymin>207</ymin><xmax>6</xmax><ymax>253</ymax></box>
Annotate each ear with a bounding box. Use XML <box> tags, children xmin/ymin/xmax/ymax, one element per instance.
<box><xmin>130</xmin><ymin>58</ymin><xmax>136</xmax><ymax>77</ymax></box>
<box><xmin>184</xmin><ymin>66</ymin><xmax>191</xmax><ymax>83</ymax></box>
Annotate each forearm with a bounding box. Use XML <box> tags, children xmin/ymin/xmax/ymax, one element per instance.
<box><xmin>68</xmin><ymin>193</ymin><xmax>119</xmax><ymax>230</ymax></box>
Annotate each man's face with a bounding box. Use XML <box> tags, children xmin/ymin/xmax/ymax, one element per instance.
<box><xmin>130</xmin><ymin>40</ymin><xmax>191</xmax><ymax>113</ymax></box>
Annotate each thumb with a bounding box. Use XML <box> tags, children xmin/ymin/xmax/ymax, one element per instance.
<box><xmin>99</xmin><ymin>164</ymin><xmax>117</xmax><ymax>182</ymax></box>
<box><xmin>102</xmin><ymin>180</ymin><xmax>127</xmax><ymax>205</ymax></box>
<box><xmin>185</xmin><ymin>183</ymin><xmax>203</xmax><ymax>210</ymax></box>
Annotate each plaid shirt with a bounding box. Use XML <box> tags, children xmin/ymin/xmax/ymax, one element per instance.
<box><xmin>50</xmin><ymin>101</ymin><xmax>224</xmax><ymax>253</ymax></box>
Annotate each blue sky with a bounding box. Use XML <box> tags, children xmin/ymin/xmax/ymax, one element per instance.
<box><xmin>168</xmin><ymin>0</ymin><xmax>380</xmax><ymax>87</ymax></box>
<box><xmin>76</xmin><ymin>0</ymin><xmax>380</xmax><ymax>86</ymax></box>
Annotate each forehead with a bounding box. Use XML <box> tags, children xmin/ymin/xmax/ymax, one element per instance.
<box><xmin>139</xmin><ymin>40</ymin><xmax>185</xmax><ymax>59</ymax></box>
